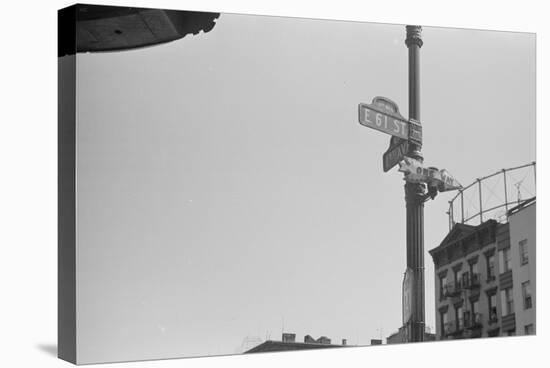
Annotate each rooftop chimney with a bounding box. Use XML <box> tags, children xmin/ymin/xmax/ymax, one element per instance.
<box><xmin>282</xmin><ymin>333</ymin><xmax>296</xmax><ymax>343</ymax></box>
<box><xmin>304</xmin><ymin>335</ymin><xmax>316</xmax><ymax>344</ymax></box>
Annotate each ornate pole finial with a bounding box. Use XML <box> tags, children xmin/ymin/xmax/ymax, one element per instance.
<box><xmin>405</xmin><ymin>25</ymin><xmax>423</xmax><ymax>48</ymax></box>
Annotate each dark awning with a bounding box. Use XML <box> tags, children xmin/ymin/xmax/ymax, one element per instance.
<box><xmin>59</xmin><ymin>4</ymin><xmax>219</xmax><ymax>56</ymax></box>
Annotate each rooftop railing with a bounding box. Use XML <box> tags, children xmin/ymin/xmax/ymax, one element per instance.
<box><xmin>447</xmin><ymin>162</ymin><xmax>536</xmax><ymax>230</ymax></box>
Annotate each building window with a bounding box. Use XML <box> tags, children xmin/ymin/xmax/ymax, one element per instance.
<box><xmin>453</xmin><ymin>266</ymin><xmax>463</xmax><ymax>289</ymax></box>
<box><xmin>499</xmin><ymin>248</ymin><xmax>511</xmax><ymax>273</ymax></box>
<box><xmin>466</xmin><ymin>259</ymin><xmax>479</xmax><ymax>287</ymax></box>
<box><xmin>439</xmin><ymin>274</ymin><xmax>448</xmax><ymax>300</ymax></box>
<box><xmin>486</xmin><ymin>253</ymin><xmax>496</xmax><ymax>280</ymax></box>
<box><xmin>453</xmin><ymin>268</ymin><xmax>458</xmax><ymax>284</ymax></box>
<box><xmin>488</xmin><ymin>293</ymin><xmax>498</xmax><ymax>323</ymax></box>
<box><xmin>456</xmin><ymin>305</ymin><xmax>464</xmax><ymax>330</ymax></box>
<box><xmin>524</xmin><ymin>324</ymin><xmax>534</xmax><ymax>335</ymax></box>
<box><xmin>440</xmin><ymin>310</ymin><xmax>449</xmax><ymax>336</ymax></box>
<box><xmin>519</xmin><ymin>239</ymin><xmax>529</xmax><ymax>265</ymax></box>
<box><xmin>500</xmin><ymin>288</ymin><xmax>514</xmax><ymax>316</ymax></box>
<box><xmin>522</xmin><ymin>281</ymin><xmax>532</xmax><ymax>310</ymax></box>
<box><xmin>470</xmin><ymin>299</ymin><xmax>480</xmax><ymax>324</ymax></box>
<box><xmin>471</xmin><ymin>300</ymin><xmax>479</xmax><ymax>314</ymax></box>
<box><xmin>469</xmin><ymin>260</ymin><xmax>479</xmax><ymax>277</ymax></box>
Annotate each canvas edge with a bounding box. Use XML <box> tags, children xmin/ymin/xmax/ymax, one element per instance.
<box><xmin>58</xmin><ymin>4</ymin><xmax>77</xmax><ymax>364</ymax></box>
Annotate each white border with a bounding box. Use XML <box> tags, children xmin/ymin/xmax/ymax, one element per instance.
<box><xmin>0</xmin><ymin>1</ymin><xmax>546</xmax><ymax>367</ymax></box>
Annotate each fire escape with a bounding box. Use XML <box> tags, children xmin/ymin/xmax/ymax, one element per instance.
<box><xmin>443</xmin><ymin>271</ymin><xmax>482</xmax><ymax>339</ymax></box>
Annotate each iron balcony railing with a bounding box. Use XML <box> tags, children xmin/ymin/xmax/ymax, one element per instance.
<box><xmin>488</xmin><ymin>308</ymin><xmax>498</xmax><ymax>325</ymax></box>
<box><xmin>462</xmin><ymin>272</ymin><xmax>480</xmax><ymax>289</ymax></box>
<box><xmin>444</xmin><ymin>319</ymin><xmax>464</xmax><ymax>336</ymax></box>
<box><xmin>443</xmin><ymin>281</ymin><xmax>462</xmax><ymax>297</ymax></box>
<box><xmin>443</xmin><ymin>321</ymin><xmax>455</xmax><ymax>336</ymax></box>
<box><xmin>464</xmin><ymin>312</ymin><xmax>482</xmax><ymax>329</ymax></box>
<box><xmin>447</xmin><ymin>162</ymin><xmax>536</xmax><ymax>230</ymax></box>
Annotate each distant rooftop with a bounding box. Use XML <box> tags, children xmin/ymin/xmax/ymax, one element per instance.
<box><xmin>244</xmin><ymin>333</ymin><xmax>347</xmax><ymax>354</ymax></box>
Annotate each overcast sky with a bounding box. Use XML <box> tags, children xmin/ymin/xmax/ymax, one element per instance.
<box><xmin>74</xmin><ymin>12</ymin><xmax>535</xmax><ymax>363</ymax></box>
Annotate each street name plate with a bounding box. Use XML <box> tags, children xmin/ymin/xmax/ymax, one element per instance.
<box><xmin>383</xmin><ymin>139</ymin><xmax>409</xmax><ymax>172</ymax></box>
<box><xmin>437</xmin><ymin>169</ymin><xmax>462</xmax><ymax>192</ymax></box>
<box><xmin>408</xmin><ymin>119</ymin><xmax>423</xmax><ymax>145</ymax></box>
<box><xmin>358</xmin><ymin>103</ymin><xmax>409</xmax><ymax>140</ymax></box>
<box><xmin>398</xmin><ymin>158</ymin><xmax>462</xmax><ymax>190</ymax></box>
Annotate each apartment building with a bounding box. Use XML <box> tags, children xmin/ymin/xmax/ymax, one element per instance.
<box><xmin>429</xmin><ymin>198</ymin><xmax>535</xmax><ymax>340</ymax></box>
<box><xmin>508</xmin><ymin>199</ymin><xmax>536</xmax><ymax>335</ymax></box>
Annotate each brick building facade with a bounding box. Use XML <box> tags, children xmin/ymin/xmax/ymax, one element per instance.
<box><xmin>429</xmin><ymin>198</ymin><xmax>535</xmax><ymax>340</ymax></box>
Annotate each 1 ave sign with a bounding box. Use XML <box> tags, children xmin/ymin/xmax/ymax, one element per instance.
<box><xmin>383</xmin><ymin>139</ymin><xmax>409</xmax><ymax>172</ymax></box>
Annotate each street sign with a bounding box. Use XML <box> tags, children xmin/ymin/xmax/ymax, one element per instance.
<box><xmin>358</xmin><ymin>97</ymin><xmax>423</xmax><ymax>146</ymax></box>
<box><xmin>358</xmin><ymin>99</ymin><xmax>409</xmax><ymax>140</ymax></box>
<box><xmin>398</xmin><ymin>157</ymin><xmax>462</xmax><ymax>191</ymax></box>
<box><xmin>371</xmin><ymin>96</ymin><xmax>401</xmax><ymax>115</ymax></box>
<box><xmin>408</xmin><ymin>119</ymin><xmax>423</xmax><ymax>145</ymax></box>
<box><xmin>438</xmin><ymin>169</ymin><xmax>462</xmax><ymax>192</ymax></box>
<box><xmin>403</xmin><ymin>268</ymin><xmax>414</xmax><ymax>324</ymax></box>
<box><xmin>383</xmin><ymin>139</ymin><xmax>409</xmax><ymax>172</ymax></box>
<box><xmin>398</xmin><ymin>157</ymin><xmax>428</xmax><ymax>182</ymax></box>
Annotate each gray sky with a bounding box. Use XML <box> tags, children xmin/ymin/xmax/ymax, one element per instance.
<box><xmin>75</xmin><ymin>12</ymin><xmax>535</xmax><ymax>363</ymax></box>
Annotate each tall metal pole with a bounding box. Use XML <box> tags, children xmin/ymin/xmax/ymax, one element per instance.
<box><xmin>405</xmin><ymin>25</ymin><xmax>425</xmax><ymax>343</ymax></box>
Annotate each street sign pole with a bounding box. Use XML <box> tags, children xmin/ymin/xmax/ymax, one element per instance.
<box><xmin>356</xmin><ymin>25</ymin><xmax>463</xmax><ymax>343</ymax></box>
<box><xmin>405</xmin><ymin>25</ymin><xmax>425</xmax><ymax>343</ymax></box>
<box><xmin>358</xmin><ymin>25</ymin><xmax>462</xmax><ymax>344</ymax></box>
